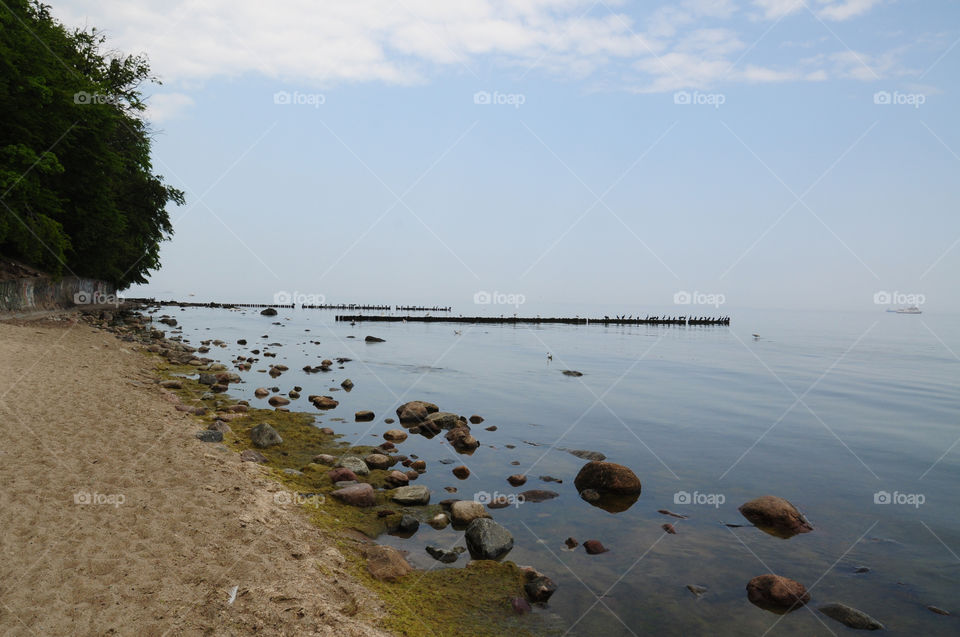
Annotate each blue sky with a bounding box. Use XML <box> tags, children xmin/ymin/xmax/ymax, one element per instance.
<box><xmin>55</xmin><ymin>0</ymin><xmax>960</xmax><ymax>312</ymax></box>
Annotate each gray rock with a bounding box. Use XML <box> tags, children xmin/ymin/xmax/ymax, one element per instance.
<box><xmin>465</xmin><ymin>518</ymin><xmax>514</xmax><ymax>560</ymax></box>
<box><xmin>818</xmin><ymin>603</ymin><xmax>884</xmax><ymax>630</ymax></box>
<box><xmin>195</xmin><ymin>430</ymin><xmax>223</xmax><ymax>442</ymax></box>
<box><xmin>391</xmin><ymin>485</ymin><xmax>431</xmax><ymax>506</ymax></box>
<box><xmin>426</xmin><ymin>545</ymin><xmax>464</xmax><ymax>563</ymax></box>
<box><xmin>282</xmin><ymin>468</ymin><xmax>304</xmax><ymax>476</ymax></box>
<box><xmin>249</xmin><ymin>423</ymin><xmax>282</xmax><ymax>448</ymax></box>
<box><xmin>568</xmin><ymin>449</ymin><xmax>606</xmax><ymax>461</ymax></box>
<box><xmin>336</xmin><ymin>456</ymin><xmax>370</xmax><ymax>476</ymax></box>
<box><xmin>449</xmin><ymin>500</ymin><xmax>491</xmax><ymax>526</ymax></box>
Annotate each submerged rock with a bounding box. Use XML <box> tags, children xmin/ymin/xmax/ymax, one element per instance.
<box><xmin>818</xmin><ymin>603</ymin><xmax>884</xmax><ymax>630</ymax></box>
<box><xmin>519</xmin><ymin>490</ymin><xmax>558</xmax><ymax>503</ymax></box>
<box><xmin>739</xmin><ymin>496</ymin><xmax>813</xmax><ymax>539</ymax></box>
<box><xmin>562</xmin><ymin>370</ymin><xmax>583</xmax><ymax>377</ymax></box>
<box><xmin>464</xmin><ymin>518</ymin><xmax>514</xmax><ymax>560</ymax></box>
<box><xmin>425</xmin><ymin>545</ymin><xmax>464</xmax><ymax>563</ymax></box>
<box><xmin>365</xmin><ymin>335</ymin><xmax>385</xmax><ymax>342</ymax></box>
<box><xmin>452</xmin><ymin>465</ymin><xmax>470</xmax><ymax>479</ymax></box>
<box><xmin>523</xmin><ymin>569</ymin><xmax>558</xmax><ymax>604</ymax></box>
<box><xmin>574</xmin><ymin>461</ymin><xmax>641</xmax><ymax>495</ymax></box>
<box><xmin>746</xmin><ymin>575</ymin><xmax>810</xmax><ymax>613</ymax></box>
<box><xmin>687</xmin><ymin>584</ymin><xmax>708</xmax><ymax>597</ymax></box>
<box><xmin>567</xmin><ymin>449</ymin><xmax>606</xmax><ymax>461</ymax></box>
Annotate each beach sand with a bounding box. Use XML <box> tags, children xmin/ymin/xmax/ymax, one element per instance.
<box><xmin>0</xmin><ymin>316</ymin><xmax>391</xmax><ymax>636</ymax></box>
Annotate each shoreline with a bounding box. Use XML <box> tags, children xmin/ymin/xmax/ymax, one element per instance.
<box><xmin>0</xmin><ymin>307</ymin><xmax>560</xmax><ymax>636</ymax></box>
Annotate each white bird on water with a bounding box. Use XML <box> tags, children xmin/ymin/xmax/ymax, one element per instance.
<box><xmin>454</xmin><ymin>330</ymin><xmax>462</xmax><ymax>335</ymax></box>
<box><xmin>752</xmin><ymin>333</ymin><xmax>760</xmax><ymax>340</ymax></box>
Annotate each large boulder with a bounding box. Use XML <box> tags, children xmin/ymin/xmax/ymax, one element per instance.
<box><xmin>366</xmin><ymin>545</ymin><xmax>412</xmax><ymax>581</ymax></box>
<box><xmin>746</xmin><ymin>574</ymin><xmax>810</xmax><ymax>613</ymax></box>
<box><xmin>331</xmin><ymin>483</ymin><xmax>376</xmax><ymax>507</ymax></box>
<box><xmin>573</xmin><ymin>461</ymin><xmax>642</xmax><ymax>495</ymax></box>
<box><xmin>249</xmin><ymin>423</ymin><xmax>282</xmax><ymax>448</ymax></box>
<box><xmin>391</xmin><ymin>485</ymin><xmax>431</xmax><ymax>506</ymax></box>
<box><xmin>260</xmin><ymin>307</ymin><xmax>278</xmax><ymax>316</ymax></box>
<box><xmin>739</xmin><ymin>496</ymin><xmax>813</xmax><ymax>539</ymax></box>
<box><xmin>464</xmin><ymin>518</ymin><xmax>514</xmax><ymax>560</ymax></box>
<box><xmin>396</xmin><ymin>401</ymin><xmax>439</xmax><ymax>424</ymax></box>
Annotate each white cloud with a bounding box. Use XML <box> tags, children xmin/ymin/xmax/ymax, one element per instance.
<box><xmin>752</xmin><ymin>0</ymin><xmax>884</xmax><ymax>22</ymax></box>
<box><xmin>144</xmin><ymin>92</ymin><xmax>195</xmax><ymax>123</ymax></box>
<box><xmin>817</xmin><ymin>0</ymin><xmax>884</xmax><ymax>22</ymax></box>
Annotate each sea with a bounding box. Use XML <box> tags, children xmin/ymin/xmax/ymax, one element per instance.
<box><xmin>152</xmin><ymin>303</ymin><xmax>959</xmax><ymax>636</ymax></box>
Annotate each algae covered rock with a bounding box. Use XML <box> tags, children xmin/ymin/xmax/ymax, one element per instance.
<box><xmin>249</xmin><ymin>423</ymin><xmax>282</xmax><ymax>448</ymax></box>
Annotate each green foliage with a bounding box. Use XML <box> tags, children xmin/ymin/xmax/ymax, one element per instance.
<box><xmin>0</xmin><ymin>0</ymin><xmax>183</xmax><ymax>287</ymax></box>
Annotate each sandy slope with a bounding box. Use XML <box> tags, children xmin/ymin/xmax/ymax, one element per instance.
<box><xmin>0</xmin><ymin>316</ymin><xmax>391</xmax><ymax>636</ymax></box>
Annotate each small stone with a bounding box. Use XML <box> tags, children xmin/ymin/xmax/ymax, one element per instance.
<box><xmin>746</xmin><ymin>575</ymin><xmax>810</xmax><ymax>613</ymax></box>
<box><xmin>240</xmin><ymin>449</ymin><xmax>267</xmax><ymax>463</ymax></box>
<box><xmin>583</xmin><ymin>540</ymin><xmax>608</xmax><ymax>554</ymax></box>
<box><xmin>662</xmin><ymin>523</ymin><xmax>677</xmax><ymax>534</ymax></box>
<box><xmin>384</xmin><ymin>429</ymin><xmax>408</xmax><ymax>442</ymax></box>
<box><xmin>562</xmin><ymin>370</ymin><xmax>583</xmax><ymax>377</ymax></box>
<box><xmin>268</xmin><ymin>395</ymin><xmax>290</xmax><ymax>406</ymax></box>
<box><xmin>391</xmin><ymin>485</ymin><xmax>431</xmax><ymax>506</ymax></box>
<box><xmin>425</xmin><ymin>545</ymin><xmax>461</xmax><ymax>563</ymax></box>
<box><xmin>507</xmin><ymin>474</ymin><xmax>527</xmax><ymax>487</ymax></box>
<box><xmin>364</xmin><ymin>453</ymin><xmax>394</xmax><ymax>470</ymax></box>
<box><xmin>341</xmin><ymin>379</ymin><xmax>354</xmax><ymax>390</ymax></box>
<box><xmin>520</xmin><ymin>489</ymin><xmax>558</xmax><ymax>503</ymax></box>
<box><xmin>254</xmin><ymin>387</ymin><xmax>269</xmax><ymax>398</ymax></box>
<box><xmin>410</xmin><ymin>460</ymin><xmax>427</xmax><ymax>472</ymax></box>
<box><xmin>469</xmin><ymin>415</ymin><xmax>484</xmax><ymax>424</ymax></box>
<box><xmin>818</xmin><ymin>603</ymin><xmax>884</xmax><ymax>630</ymax></box>
<box><xmin>365</xmin><ymin>335</ymin><xmax>385</xmax><ymax>342</ymax></box>
<box><xmin>687</xmin><ymin>585</ymin><xmax>708</xmax><ymax>597</ymax></box>
<box><xmin>452</xmin><ymin>466</ymin><xmax>470</xmax><ymax>479</ymax></box>
<box><xmin>523</xmin><ymin>570</ymin><xmax>558</xmax><ymax>604</ymax></box>
<box><xmin>385</xmin><ymin>470</ymin><xmax>409</xmax><ymax>487</ymax></box>
<box><xmin>195</xmin><ymin>430</ymin><xmax>223</xmax><ymax>442</ymax></box>
<box><xmin>327</xmin><ymin>467</ymin><xmax>358</xmax><ymax>483</ymax></box>
<box><xmin>564</xmin><ymin>537</ymin><xmax>579</xmax><ymax>549</ymax></box>
<box><xmin>450</xmin><ymin>500</ymin><xmax>491</xmax><ymax>526</ymax></box>
<box><xmin>428</xmin><ymin>513</ymin><xmax>450</xmax><ymax>529</ymax></box>
<box><xmin>312</xmin><ymin>454</ymin><xmax>336</xmax><ymax>465</ymax></box>
<box><xmin>927</xmin><ymin>605</ymin><xmax>950</xmax><ymax>616</ymax></box>
<box><xmin>331</xmin><ymin>483</ymin><xmax>376</xmax><ymax>507</ymax></box>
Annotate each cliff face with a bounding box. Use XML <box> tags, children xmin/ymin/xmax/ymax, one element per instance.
<box><xmin>0</xmin><ymin>275</ymin><xmax>117</xmax><ymax>313</ymax></box>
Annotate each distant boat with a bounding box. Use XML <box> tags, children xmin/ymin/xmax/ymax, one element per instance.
<box><xmin>886</xmin><ymin>306</ymin><xmax>922</xmax><ymax>314</ymax></box>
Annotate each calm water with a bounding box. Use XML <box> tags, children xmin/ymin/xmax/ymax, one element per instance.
<box><xmin>155</xmin><ymin>305</ymin><xmax>959</xmax><ymax>635</ymax></box>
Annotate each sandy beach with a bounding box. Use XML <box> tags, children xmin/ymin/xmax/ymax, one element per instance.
<box><xmin>0</xmin><ymin>314</ymin><xmax>390</xmax><ymax>636</ymax></box>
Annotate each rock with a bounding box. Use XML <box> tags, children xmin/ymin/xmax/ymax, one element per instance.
<box><xmin>237</xmin><ymin>339</ymin><xmax>247</xmax><ymax>345</ymax></box>
<box><xmin>365</xmin><ymin>335</ymin><xmax>385</xmax><ymax>342</ymax></box>
<box><xmin>331</xmin><ymin>483</ymin><xmax>376</xmax><ymax>507</ymax></box>
<box><xmin>580</xmin><ymin>489</ymin><xmax>600</xmax><ymax>502</ymax></box>
<box><xmin>565</xmin><ymin>537</ymin><xmax>579</xmax><ymax>549</ymax></box>
<box><xmin>385</xmin><ymin>470</ymin><xmax>409</xmax><ymax>487</ymax></box>
<box><xmin>319</xmin><ymin>427</ymin><xmax>335</xmax><ymax>435</ymax></box>
<box><xmin>364</xmin><ymin>453</ymin><xmax>395</xmax><ymax>470</ymax></box>
<box><xmin>512</xmin><ymin>597</ymin><xmax>532</xmax><ymax>615</ymax></box>
<box><xmin>366</xmin><ymin>545</ymin><xmax>412</xmax><ymax>581</ymax></box>
<box><xmin>562</xmin><ymin>370</ymin><xmax>583</xmax><ymax>376</ymax></box>
<box><xmin>396</xmin><ymin>400</ymin><xmax>438</xmax><ymax>423</ymax></box>
<box><xmin>160</xmin><ymin>379</ymin><xmax>182</xmax><ymax>389</ymax></box>
<box><xmin>540</xmin><ymin>475</ymin><xmax>562</xmax><ymax>483</ymax></box>
<box><xmin>211</xmin><ymin>383</ymin><xmax>229</xmax><ymax>393</ymax></box>
<box><xmin>739</xmin><ymin>496</ymin><xmax>813</xmax><ymax>539</ymax></box>
<box><xmin>662</xmin><ymin>523</ymin><xmax>677</xmax><ymax>534</ymax></box>
<box><xmin>425</xmin><ymin>411</ymin><xmax>459</xmax><ymax>430</ymax></box>
<box><xmin>260</xmin><ymin>307</ymin><xmax>278</xmax><ymax>316</ymax></box>
<box><xmin>195</xmin><ymin>430</ymin><xmax>223</xmax><ymax>442</ymax></box>
<box><xmin>393</xmin><ymin>515</ymin><xmax>420</xmax><ymax>535</ymax></box>
<box><xmin>391</xmin><ymin>485</ymin><xmax>431</xmax><ymax>506</ymax></box>
<box><xmin>198</xmin><ymin>373</ymin><xmax>216</xmax><ymax>385</ymax></box>
<box><xmin>746</xmin><ymin>575</ymin><xmax>810</xmax><ymax>613</ymax></box>
<box><xmin>450</xmin><ymin>500</ymin><xmax>491</xmax><ymax>526</ymax></box>
<box><xmin>426</xmin><ymin>545</ymin><xmax>464</xmax><ymax>563</ymax></box>
<box><xmin>507</xmin><ymin>474</ymin><xmax>527</xmax><ymax>487</ymax></box>
<box><xmin>384</xmin><ymin>429</ymin><xmax>408</xmax><ymax>443</ymax></box>
<box><xmin>249</xmin><ymin>423</ymin><xmax>282</xmax><ymax>448</ymax></box>
<box><xmin>573</xmin><ymin>461</ymin><xmax>642</xmax><ymax>495</ymax></box>
<box><xmin>428</xmin><ymin>513</ymin><xmax>450</xmax><ymax>529</ymax></box>
<box><xmin>208</xmin><ymin>421</ymin><xmax>232</xmax><ymax>434</ymax></box>
<box><xmin>327</xmin><ymin>467</ymin><xmax>358</xmax><ymax>483</ymax></box>
<box><xmin>335</xmin><ymin>456</ymin><xmax>370</xmax><ymax>476</ymax></box>
<box><xmin>523</xmin><ymin>570</ymin><xmax>558</xmax><ymax>604</ymax></box>
<box><xmin>341</xmin><ymin>379</ymin><xmax>354</xmax><ymax>390</ymax></box>
<box><xmin>818</xmin><ymin>603</ymin><xmax>884</xmax><ymax>630</ymax></box>
<box><xmin>583</xmin><ymin>540</ymin><xmax>609</xmax><ymax>554</ymax></box>
<box><xmin>311</xmin><ymin>396</ymin><xmax>339</xmax><ymax>410</ymax></box>
<box><xmin>519</xmin><ymin>490</ymin><xmax>558</xmax><ymax>503</ymax></box>
<box><xmin>469</xmin><ymin>415</ymin><xmax>484</xmax><ymax>424</ymax></box>
<box><xmin>487</xmin><ymin>495</ymin><xmax>512</xmax><ymax>509</ymax></box>
<box><xmin>268</xmin><ymin>395</ymin><xmax>290</xmax><ymax>407</ymax></box>
<box><xmin>485</xmin><ymin>426</ymin><xmax>497</xmax><ymax>431</ymax></box>
<box><xmin>355</xmin><ymin>410</ymin><xmax>375</xmax><ymax>421</ymax></box>
<box><xmin>254</xmin><ymin>387</ymin><xmax>270</xmax><ymax>398</ymax></box>
<box><xmin>312</xmin><ymin>453</ymin><xmax>336</xmax><ymax>465</ymax></box>
<box><xmin>240</xmin><ymin>449</ymin><xmax>267</xmax><ymax>463</ymax></box>
<box><xmin>567</xmin><ymin>449</ymin><xmax>606</xmax><ymax>462</ymax></box>
<box><xmin>687</xmin><ymin>585</ymin><xmax>708</xmax><ymax>597</ymax></box>
<box><xmin>288</xmin><ymin>390</ymin><xmax>300</xmax><ymax>399</ymax></box>
<box><xmin>452</xmin><ymin>466</ymin><xmax>470</xmax><ymax>479</ymax></box>
<box><xmin>282</xmin><ymin>468</ymin><xmax>303</xmax><ymax>476</ymax></box>
<box><xmin>405</xmin><ymin>470</ymin><xmax>419</xmax><ymax>481</ymax></box>
<box><xmin>465</xmin><ymin>518</ymin><xmax>514</xmax><ymax>560</ymax></box>
<box><xmin>410</xmin><ymin>460</ymin><xmax>427</xmax><ymax>472</ymax></box>
<box><xmin>854</xmin><ymin>566</ymin><xmax>870</xmax><ymax>573</ymax></box>
<box><xmin>927</xmin><ymin>605</ymin><xmax>950</xmax><ymax>616</ymax></box>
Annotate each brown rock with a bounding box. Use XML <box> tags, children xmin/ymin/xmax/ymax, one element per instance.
<box><xmin>240</xmin><ymin>449</ymin><xmax>267</xmax><ymax>463</ymax></box>
<box><xmin>573</xmin><ymin>461</ymin><xmax>642</xmax><ymax>495</ymax></box>
<box><xmin>355</xmin><ymin>410</ymin><xmax>375</xmax><ymax>421</ymax></box>
<box><xmin>331</xmin><ymin>483</ymin><xmax>376</xmax><ymax>507</ymax></box>
<box><xmin>452</xmin><ymin>465</ymin><xmax>470</xmax><ymax>479</ymax></box>
<box><xmin>507</xmin><ymin>474</ymin><xmax>527</xmax><ymax>487</ymax></box>
<box><xmin>366</xmin><ymin>545</ymin><xmax>412</xmax><ymax>581</ymax></box>
<box><xmin>383</xmin><ymin>429</ymin><xmax>408</xmax><ymax>442</ymax></box>
<box><xmin>364</xmin><ymin>453</ymin><xmax>395</xmax><ymax>470</ymax></box>
<box><xmin>254</xmin><ymin>387</ymin><xmax>270</xmax><ymax>398</ymax></box>
<box><xmin>746</xmin><ymin>574</ymin><xmax>810</xmax><ymax>613</ymax></box>
<box><xmin>327</xmin><ymin>467</ymin><xmax>358</xmax><ymax>482</ymax></box>
<box><xmin>469</xmin><ymin>414</ymin><xmax>484</xmax><ymax>424</ymax></box>
<box><xmin>268</xmin><ymin>395</ymin><xmax>290</xmax><ymax>406</ymax></box>
<box><xmin>583</xmin><ymin>540</ymin><xmax>609</xmax><ymax>554</ymax></box>
<box><xmin>739</xmin><ymin>496</ymin><xmax>813</xmax><ymax>539</ymax></box>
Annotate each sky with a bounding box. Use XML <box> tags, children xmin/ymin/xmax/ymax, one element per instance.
<box><xmin>53</xmin><ymin>0</ymin><xmax>960</xmax><ymax>313</ymax></box>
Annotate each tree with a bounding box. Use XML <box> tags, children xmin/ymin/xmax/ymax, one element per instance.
<box><xmin>0</xmin><ymin>0</ymin><xmax>184</xmax><ymax>288</ymax></box>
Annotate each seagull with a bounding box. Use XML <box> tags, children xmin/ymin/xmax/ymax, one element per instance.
<box><xmin>752</xmin><ymin>333</ymin><xmax>760</xmax><ymax>339</ymax></box>
<box><xmin>454</xmin><ymin>330</ymin><xmax>462</xmax><ymax>335</ymax></box>
<box><xmin>547</xmin><ymin>353</ymin><xmax>553</xmax><ymax>361</ymax></box>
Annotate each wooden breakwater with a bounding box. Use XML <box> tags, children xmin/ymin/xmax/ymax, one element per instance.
<box><xmin>127</xmin><ymin>299</ymin><xmax>451</xmax><ymax>311</ymax></box>
<box><xmin>335</xmin><ymin>315</ymin><xmax>730</xmax><ymax>326</ymax></box>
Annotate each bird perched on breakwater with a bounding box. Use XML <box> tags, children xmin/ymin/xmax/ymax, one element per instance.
<box><xmin>547</xmin><ymin>353</ymin><xmax>553</xmax><ymax>361</ymax></box>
